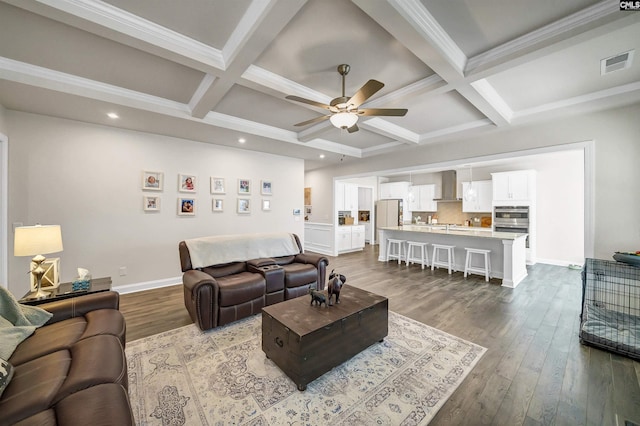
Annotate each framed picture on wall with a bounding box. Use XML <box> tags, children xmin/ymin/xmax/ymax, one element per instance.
<box><xmin>179</xmin><ymin>174</ymin><xmax>197</xmax><ymax>193</ymax></box>
<box><xmin>237</xmin><ymin>198</ymin><xmax>250</xmax><ymax>214</ymax></box>
<box><xmin>210</xmin><ymin>177</ymin><xmax>225</xmax><ymax>194</ymax></box>
<box><xmin>262</xmin><ymin>199</ymin><xmax>271</xmax><ymax>211</ymax></box>
<box><xmin>261</xmin><ymin>180</ymin><xmax>272</xmax><ymax>195</ymax></box>
<box><xmin>143</xmin><ymin>196</ymin><xmax>160</xmax><ymax>212</ymax></box>
<box><xmin>142</xmin><ymin>171</ymin><xmax>163</xmax><ymax>191</ymax></box>
<box><xmin>178</xmin><ymin>197</ymin><xmax>196</xmax><ymax>216</ymax></box>
<box><xmin>212</xmin><ymin>198</ymin><xmax>223</xmax><ymax>212</ymax></box>
<box><xmin>238</xmin><ymin>178</ymin><xmax>251</xmax><ymax>194</ymax></box>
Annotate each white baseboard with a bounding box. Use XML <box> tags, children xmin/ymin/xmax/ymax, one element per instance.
<box><xmin>535</xmin><ymin>258</ymin><xmax>584</xmax><ymax>268</ymax></box>
<box><xmin>113</xmin><ymin>276</ymin><xmax>181</xmax><ymax>295</ymax></box>
<box><xmin>305</xmin><ymin>247</ymin><xmax>334</xmax><ymax>256</ymax></box>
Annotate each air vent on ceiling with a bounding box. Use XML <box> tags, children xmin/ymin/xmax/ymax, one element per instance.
<box><xmin>601</xmin><ymin>50</ymin><xmax>634</xmax><ymax>75</ymax></box>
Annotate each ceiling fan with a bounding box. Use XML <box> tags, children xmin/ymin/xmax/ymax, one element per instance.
<box><xmin>285</xmin><ymin>64</ymin><xmax>408</xmax><ymax>133</ymax></box>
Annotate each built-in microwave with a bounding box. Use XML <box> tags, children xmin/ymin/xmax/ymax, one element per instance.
<box><xmin>494</xmin><ymin>206</ymin><xmax>530</xmax><ymax>247</ymax></box>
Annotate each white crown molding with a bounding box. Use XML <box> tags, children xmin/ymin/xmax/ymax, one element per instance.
<box><xmin>389</xmin><ymin>0</ymin><xmax>467</xmax><ymax>74</ymax></box>
<box><xmin>364</xmin><ymin>74</ymin><xmax>445</xmax><ymax>107</ymax></box>
<box><xmin>0</xmin><ymin>57</ymin><xmax>190</xmax><ymax>116</ymax></box>
<box><xmin>222</xmin><ymin>0</ymin><xmax>276</xmax><ymax>65</ymax></box>
<box><xmin>470</xmin><ymin>79</ymin><xmax>514</xmax><ymax>122</ymax></box>
<box><xmin>514</xmin><ymin>80</ymin><xmax>640</xmax><ymax>119</ymax></box>
<box><xmin>303</xmin><ymin>139</ymin><xmax>363</xmax><ymax>158</ymax></box>
<box><xmin>203</xmin><ymin>111</ymin><xmax>302</xmax><ymax>144</ymax></box>
<box><xmin>242</xmin><ymin>65</ymin><xmax>332</xmax><ymax>104</ymax></box>
<box><xmin>418</xmin><ymin>119</ymin><xmax>494</xmax><ymax>143</ymax></box>
<box><xmin>361</xmin><ymin>141</ymin><xmax>407</xmax><ymax>157</ymax></box>
<box><xmin>466</xmin><ymin>1</ymin><xmax>617</xmax><ymax>75</ymax></box>
<box><xmin>188</xmin><ymin>74</ymin><xmax>217</xmax><ymax>113</ymax></box>
<box><xmin>361</xmin><ymin>117</ymin><xmax>420</xmax><ymax>144</ymax></box>
<box><xmin>37</xmin><ymin>0</ymin><xmax>226</xmax><ymax>70</ymax></box>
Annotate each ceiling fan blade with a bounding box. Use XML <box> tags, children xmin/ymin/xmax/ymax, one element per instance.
<box><xmin>293</xmin><ymin>115</ymin><xmax>330</xmax><ymax>127</ymax></box>
<box><xmin>347</xmin><ymin>80</ymin><xmax>384</xmax><ymax>108</ymax></box>
<box><xmin>358</xmin><ymin>108</ymin><xmax>408</xmax><ymax>117</ymax></box>
<box><xmin>347</xmin><ymin>124</ymin><xmax>359</xmax><ymax>133</ymax></box>
<box><xmin>285</xmin><ymin>95</ymin><xmax>332</xmax><ymax>110</ymax></box>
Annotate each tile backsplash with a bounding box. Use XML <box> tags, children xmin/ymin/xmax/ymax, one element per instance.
<box><xmin>411</xmin><ymin>202</ymin><xmax>492</xmax><ymax>226</ymax></box>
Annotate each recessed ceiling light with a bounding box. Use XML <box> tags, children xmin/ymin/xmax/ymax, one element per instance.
<box><xmin>319</xmin><ymin>154</ymin><xmax>325</xmax><ymax>159</ymax></box>
<box><xmin>238</xmin><ymin>138</ymin><xmax>246</xmax><ymax>144</ymax></box>
<box><xmin>107</xmin><ymin>112</ymin><xmax>119</xmax><ymax>119</ymax></box>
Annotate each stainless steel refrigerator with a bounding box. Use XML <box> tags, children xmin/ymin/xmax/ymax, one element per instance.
<box><xmin>376</xmin><ymin>199</ymin><xmax>403</xmax><ymax>231</ymax></box>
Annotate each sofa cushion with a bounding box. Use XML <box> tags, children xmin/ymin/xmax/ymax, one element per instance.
<box><xmin>12</xmin><ymin>383</ymin><xmax>133</xmax><ymax>426</ymax></box>
<box><xmin>217</xmin><ymin>273</ymin><xmax>265</xmax><ymax>307</ymax></box>
<box><xmin>9</xmin><ymin>309</ymin><xmax>126</xmax><ymax>367</ymax></box>
<box><xmin>0</xmin><ymin>350</ymin><xmax>71</xmax><ymax>424</ymax></box>
<box><xmin>282</xmin><ymin>263</ymin><xmax>318</xmax><ymax>288</ymax></box>
<box><xmin>1</xmin><ymin>334</ymin><xmax>127</xmax><ymax>424</ymax></box>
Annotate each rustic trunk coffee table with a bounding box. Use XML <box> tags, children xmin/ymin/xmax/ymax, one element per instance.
<box><xmin>261</xmin><ymin>285</ymin><xmax>388</xmax><ymax>391</ymax></box>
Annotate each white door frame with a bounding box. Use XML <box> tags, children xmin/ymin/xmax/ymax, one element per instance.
<box><xmin>0</xmin><ymin>133</ymin><xmax>8</xmax><ymax>288</ymax></box>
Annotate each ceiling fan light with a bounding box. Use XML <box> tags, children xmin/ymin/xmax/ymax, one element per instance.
<box><xmin>330</xmin><ymin>112</ymin><xmax>358</xmax><ymax>129</ymax></box>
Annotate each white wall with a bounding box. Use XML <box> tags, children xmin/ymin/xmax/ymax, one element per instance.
<box><xmin>304</xmin><ymin>103</ymin><xmax>640</xmax><ymax>264</ymax></box>
<box><xmin>6</xmin><ymin>112</ymin><xmax>305</xmax><ymax>297</ymax></box>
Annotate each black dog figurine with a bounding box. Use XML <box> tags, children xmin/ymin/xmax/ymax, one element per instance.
<box><xmin>327</xmin><ymin>269</ymin><xmax>345</xmax><ymax>306</ymax></box>
<box><xmin>309</xmin><ymin>288</ymin><xmax>327</xmax><ymax>307</ymax></box>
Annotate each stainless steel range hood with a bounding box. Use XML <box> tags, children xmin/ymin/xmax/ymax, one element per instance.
<box><xmin>433</xmin><ymin>170</ymin><xmax>461</xmax><ymax>202</ymax></box>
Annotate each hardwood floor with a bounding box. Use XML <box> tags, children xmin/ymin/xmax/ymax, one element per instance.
<box><xmin>119</xmin><ymin>244</ymin><xmax>640</xmax><ymax>426</ymax></box>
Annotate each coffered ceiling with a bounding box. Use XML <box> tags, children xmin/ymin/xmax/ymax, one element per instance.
<box><xmin>0</xmin><ymin>0</ymin><xmax>638</xmax><ymax>170</ymax></box>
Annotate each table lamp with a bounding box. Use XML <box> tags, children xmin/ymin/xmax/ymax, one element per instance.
<box><xmin>14</xmin><ymin>224</ymin><xmax>64</xmax><ymax>298</ymax></box>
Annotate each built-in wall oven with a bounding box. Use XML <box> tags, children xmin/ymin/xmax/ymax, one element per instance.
<box><xmin>494</xmin><ymin>206</ymin><xmax>530</xmax><ymax>247</ymax></box>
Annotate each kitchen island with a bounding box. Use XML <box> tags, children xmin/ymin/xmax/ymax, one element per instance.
<box><xmin>379</xmin><ymin>225</ymin><xmax>528</xmax><ymax>288</ymax></box>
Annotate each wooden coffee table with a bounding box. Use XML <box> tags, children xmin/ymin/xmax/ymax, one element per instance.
<box><xmin>261</xmin><ymin>285</ymin><xmax>388</xmax><ymax>391</ymax></box>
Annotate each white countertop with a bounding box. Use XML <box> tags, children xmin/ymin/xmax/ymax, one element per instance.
<box><xmin>380</xmin><ymin>225</ymin><xmax>527</xmax><ymax>240</ymax></box>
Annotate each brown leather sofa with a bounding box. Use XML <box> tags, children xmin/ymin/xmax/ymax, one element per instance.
<box><xmin>0</xmin><ymin>291</ymin><xmax>133</xmax><ymax>426</ymax></box>
<box><xmin>180</xmin><ymin>233</ymin><xmax>329</xmax><ymax>331</ymax></box>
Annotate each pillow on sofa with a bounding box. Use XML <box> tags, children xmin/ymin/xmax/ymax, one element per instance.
<box><xmin>0</xmin><ymin>357</ymin><xmax>14</xmax><ymax>398</ymax></box>
<box><xmin>0</xmin><ymin>287</ymin><xmax>53</xmax><ymax>360</ymax></box>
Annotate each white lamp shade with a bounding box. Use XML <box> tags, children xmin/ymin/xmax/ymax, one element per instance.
<box><xmin>330</xmin><ymin>112</ymin><xmax>358</xmax><ymax>129</ymax></box>
<box><xmin>14</xmin><ymin>225</ymin><xmax>63</xmax><ymax>257</ymax></box>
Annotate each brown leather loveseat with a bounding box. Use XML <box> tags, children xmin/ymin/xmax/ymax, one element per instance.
<box><xmin>0</xmin><ymin>291</ymin><xmax>133</xmax><ymax>426</ymax></box>
<box><xmin>179</xmin><ymin>233</ymin><xmax>328</xmax><ymax>330</ymax></box>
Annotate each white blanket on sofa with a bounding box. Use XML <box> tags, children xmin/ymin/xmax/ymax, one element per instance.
<box><xmin>185</xmin><ymin>233</ymin><xmax>301</xmax><ymax>269</ymax></box>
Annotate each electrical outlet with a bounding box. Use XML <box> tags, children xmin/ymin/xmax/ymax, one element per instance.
<box><xmin>119</xmin><ymin>266</ymin><xmax>127</xmax><ymax>276</ymax></box>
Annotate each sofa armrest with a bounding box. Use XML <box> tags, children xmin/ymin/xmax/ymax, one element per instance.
<box><xmin>40</xmin><ymin>291</ymin><xmax>120</xmax><ymax>324</ymax></box>
<box><xmin>294</xmin><ymin>253</ymin><xmax>329</xmax><ymax>291</ymax></box>
<box><xmin>183</xmin><ymin>269</ymin><xmax>220</xmax><ymax>330</ymax></box>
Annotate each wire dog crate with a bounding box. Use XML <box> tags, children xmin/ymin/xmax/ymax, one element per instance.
<box><xmin>580</xmin><ymin>258</ymin><xmax>640</xmax><ymax>360</ymax></box>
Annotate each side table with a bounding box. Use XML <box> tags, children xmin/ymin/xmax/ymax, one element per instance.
<box><xmin>19</xmin><ymin>276</ymin><xmax>112</xmax><ymax>306</ymax></box>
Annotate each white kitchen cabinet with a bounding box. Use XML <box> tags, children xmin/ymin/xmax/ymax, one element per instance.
<box><xmin>379</xmin><ymin>182</ymin><xmax>410</xmax><ymax>200</ymax></box>
<box><xmin>336</xmin><ymin>182</ymin><xmax>358</xmax><ymax>218</ymax></box>
<box><xmin>492</xmin><ymin>170</ymin><xmax>535</xmax><ymax>203</ymax></box>
<box><xmin>408</xmin><ymin>184</ymin><xmax>437</xmax><ymax>212</ymax></box>
<box><xmin>358</xmin><ymin>187</ymin><xmax>372</xmax><ymax>210</ymax></box>
<box><xmin>363</xmin><ymin>222</ymin><xmax>371</xmax><ymax>243</ymax></box>
<box><xmin>337</xmin><ymin>225</ymin><xmax>365</xmax><ymax>253</ymax></box>
<box><xmin>462</xmin><ymin>180</ymin><xmax>492</xmax><ymax>212</ymax></box>
<box><xmin>337</xmin><ymin>227</ymin><xmax>352</xmax><ymax>252</ymax></box>
<box><xmin>351</xmin><ymin>225</ymin><xmax>365</xmax><ymax>249</ymax></box>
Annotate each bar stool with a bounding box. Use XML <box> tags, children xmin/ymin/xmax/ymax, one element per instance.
<box><xmin>431</xmin><ymin>244</ymin><xmax>456</xmax><ymax>274</ymax></box>
<box><xmin>406</xmin><ymin>241</ymin><xmax>429</xmax><ymax>269</ymax></box>
<box><xmin>386</xmin><ymin>239</ymin><xmax>406</xmax><ymax>264</ymax></box>
<box><xmin>464</xmin><ymin>248</ymin><xmax>492</xmax><ymax>282</ymax></box>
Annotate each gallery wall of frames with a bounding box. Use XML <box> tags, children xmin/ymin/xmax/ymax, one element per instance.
<box><xmin>141</xmin><ymin>171</ymin><xmax>274</xmax><ymax>216</ymax></box>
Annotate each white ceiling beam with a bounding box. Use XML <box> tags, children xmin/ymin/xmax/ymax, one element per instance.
<box><xmin>190</xmin><ymin>0</ymin><xmax>308</xmax><ymax>118</ymax></box>
<box><xmin>465</xmin><ymin>1</ymin><xmax>633</xmax><ymax>78</ymax></box>
<box><xmin>3</xmin><ymin>0</ymin><xmax>226</xmax><ymax>74</ymax></box>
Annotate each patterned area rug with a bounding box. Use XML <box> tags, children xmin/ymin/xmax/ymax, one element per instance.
<box><xmin>126</xmin><ymin>311</ymin><xmax>486</xmax><ymax>425</ymax></box>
